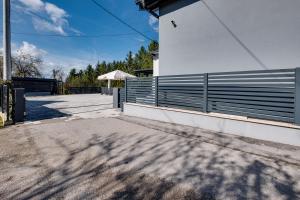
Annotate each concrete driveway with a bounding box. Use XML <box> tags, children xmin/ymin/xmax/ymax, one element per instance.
<box><xmin>0</xmin><ymin>94</ymin><xmax>300</xmax><ymax>199</ymax></box>
<box><xmin>25</xmin><ymin>94</ymin><xmax>120</xmax><ymax>122</ymax></box>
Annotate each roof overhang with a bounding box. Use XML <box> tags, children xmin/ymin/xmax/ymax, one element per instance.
<box><xmin>135</xmin><ymin>0</ymin><xmax>177</xmax><ymax>18</ymax></box>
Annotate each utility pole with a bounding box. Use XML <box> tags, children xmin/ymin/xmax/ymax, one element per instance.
<box><xmin>3</xmin><ymin>0</ymin><xmax>12</xmax><ymax>81</ymax></box>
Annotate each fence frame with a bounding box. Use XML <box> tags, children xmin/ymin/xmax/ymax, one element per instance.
<box><xmin>124</xmin><ymin>68</ymin><xmax>300</xmax><ymax>125</ymax></box>
<box><xmin>203</xmin><ymin>73</ymin><xmax>208</xmax><ymax>113</ymax></box>
<box><xmin>295</xmin><ymin>68</ymin><xmax>300</xmax><ymax>124</ymax></box>
<box><xmin>155</xmin><ymin>76</ymin><xmax>159</xmax><ymax>106</ymax></box>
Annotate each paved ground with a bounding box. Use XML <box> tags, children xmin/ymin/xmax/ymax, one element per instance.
<box><xmin>25</xmin><ymin>94</ymin><xmax>120</xmax><ymax>122</ymax></box>
<box><xmin>0</xmin><ymin>94</ymin><xmax>300</xmax><ymax>199</ymax></box>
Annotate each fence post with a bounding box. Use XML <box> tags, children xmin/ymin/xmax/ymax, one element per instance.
<box><xmin>203</xmin><ymin>73</ymin><xmax>208</xmax><ymax>113</ymax></box>
<box><xmin>125</xmin><ymin>77</ymin><xmax>127</xmax><ymax>103</ymax></box>
<box><xmin>0</xmin><ymin>85</ymin><xmax>3</xmax><ymax>113</ymax></box>
<box><xmin>295</xmin><ymin>68</ymin><xmax>300</xmax><ymax>125</ymax></box>
<box><xmin>155</xmin><ymin>76</ymin><xmax>158</xmax><ymax>107</ymax></box>
<box><xmin>6</xmin><ymin>85</ymin><xmax>10</xmax><ymax>122</ymax></box>
<box><xmin>2</xmin><ymin>85</ymin><xmax>8</xmax><ymax>118</ymax></box>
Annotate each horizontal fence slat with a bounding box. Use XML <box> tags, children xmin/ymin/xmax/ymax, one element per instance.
<box><xmin>159</xmin><ymin>89</ymin><xmax>203</xmax><ymax>94</ymax></box>
<box><xmin>159</xmin><ymin>99</ymin><xmax>203</xmax><ymax>106</ymax></box>
<box><xmin>209</xmin><ymin>78</ymin><xmax>294</xmax><ymax>83</ymax></box>
<box><xmin>128</xmin><ymin>90</ymin><xmax>155</xmax><ymax>94</ymax></box>
<box><xmin>209</xmin><ymin>68</ymin><xmax>294</xmax><ymax>76</ymax></box>
<box><xmin>158</xmin><ymin>77</ymin><xmax>204</xmax><ymax>81</ymax></box>
<box><xmin>208</xmin><ymin>98</ymin><xmax>294</xmax><ymax>108</ymax></box>
<box><xmin>159</xmin><ymin>84</ymin><xmax>204</xmax><ymax>87</ymax></box>
<box><xmin>159</xmin><ymin>74</ymin><xmax>204</xmax><ymax>78</ymax></box>
<box><xmin>159</xmin><ymin>100</ymin><xmax>203</xmax><ymax>108</ymax></box>
<box><xmin>158</xmin><ymin>80</ymin><xmax>204</xmax><ymax>84</ymax></box>
<box><xmin>207</xmin><ymin>101</ymin><xmax>294</xmax><ymax>113</ymax></box>
<box><xmin>208</xmin><ymin>91</ymin><xmax>294</xmax><ymax>97</ymax></box>
<box><xmin>208</xmin><ymin>83</ymin><xmax>295</xmax><ymax>88</ymax></box>
<box><xmin>208</xmin><ymin>94</ymin><xmax>294</xmax><ymax>103</ymax></box>
<box><xmin>159</xmin><ymin>104</ymin><xmax>203</xmax><ymax>112</ymax></box>
<box><xmin>208</xmin><ymin>73</ymin><xmax>295</xmax><ymax>79</ymax></box>
<box><xmin>158</xmin><ymin>99</ymin><xmax>203</xmax><ymax>106</ymax></box>
<box><xmin>127</xmin><ymin>95</ymin><xmax>155</xmax><ymax>99</ymax></box>
<box><xmin>208</xmin><ymin>86</ymin><xmax>294</xmax><ymax>93</ymax></box>
<box><xmin>158</xmin><ymin>95</ymin><xmax>203</xmax><ymax>101</ymax></box>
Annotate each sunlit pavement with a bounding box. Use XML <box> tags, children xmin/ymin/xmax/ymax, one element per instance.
<box><xmin>0</xmin><ymin>94</ymin><xmax>300</xmax><ymax>199</ymax></box>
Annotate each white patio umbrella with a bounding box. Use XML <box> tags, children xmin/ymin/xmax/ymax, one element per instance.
<box><xmin>97</xmin><ymin>70</ymin><xmax>136</xmax><ymax>88</ymax></box>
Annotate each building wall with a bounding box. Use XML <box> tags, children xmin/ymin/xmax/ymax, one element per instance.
<box><xmin>153</xmin><ymin>56</ymin><xmax>159</xmax><ymax>76</ymax></box>
<box><xmin>159</xmin><ymin>0</ymin><xmax>300</xmax><ymax>75</ymax></box>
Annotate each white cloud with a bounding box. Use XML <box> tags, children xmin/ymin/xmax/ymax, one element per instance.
<box><xmin>16</xmin><ymin>41</ymin><xmax>47</xmax><ymax>57</ymax></box>
<box><xmin>33</xmin><ymin>18</ymin><xmax>66</xmax><ymax>35</ymax></box>
<box><xmin>149</xmin><ymin>15</ymin><xmax>159</xmax><ymax>32</ymax></box>
<box><xmin>19</xmin><ymin>0</ymin><xmax>44</xmax><ymax>11</ymax></box>
<box><xmin>18</xmin><ymin>0</ymin><xmax>76</xmax><ymax>35</ymax></box>
<box><xmin>45</xmin><ymin>3</ymin><xmax>68</xmax><ymax>24</ymax></box>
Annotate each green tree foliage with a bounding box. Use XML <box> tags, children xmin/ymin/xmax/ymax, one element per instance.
<box><xmin>95</xmin><ymin>61</ymin><xmax>107</xmax><ymax>76</ymax></box>
<box><xmin>65</xmin><ymin>41</ymin><xmax>158</xmax><ymax>87</ymax></box>
<box><xmin>125</xmin><ymin>51</ymin><xmax>135</xmax><ymax>73</ymax></box>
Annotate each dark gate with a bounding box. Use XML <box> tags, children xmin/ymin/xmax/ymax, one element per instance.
<box><xmin>12</xmin><ymin>77</ymin><xmax>60</xmax><ymax>94</ymax></box>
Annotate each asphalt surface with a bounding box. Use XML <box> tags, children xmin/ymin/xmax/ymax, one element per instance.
<box><xmin>0</xmin><ymin>94</ymin><xmax>300</xmax><ymax>199</ymax></box>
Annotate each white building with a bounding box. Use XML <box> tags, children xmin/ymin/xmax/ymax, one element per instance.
<box><xmin>137</xmin><ymin>0</ymin><xmax>300</xmax><ymax>75</ymax></box>
<box><xmin>129</xmin><ymin>0</ymin><xmax>300</xmax><ymax>146</ymax></box>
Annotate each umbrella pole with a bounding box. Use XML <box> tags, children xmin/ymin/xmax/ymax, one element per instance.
<box><xmin>108</xmin><ymin>79</ymin><xmax>111</xmax><ymax>89</ymax></box>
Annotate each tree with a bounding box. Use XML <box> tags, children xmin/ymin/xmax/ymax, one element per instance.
<box><xmin>69</xmin><ymin>68</ymin><xmax>77</xmax><ymax>78</ymax></box>
<box><xmin>78</xmin><ymin>70</ymin><xmax>84</xmax><ymax>77</ymax></box>
<box><xmin>12</xmin><ymin>51</ymin><xmax>43</xmax><ymax>78</ymax></box>
<box><xmin>125</xmin><ymin>51</ymin><xmax>135</xmax><ymax>73</ymax></box>
<box><xmin>96</xmin><ymin>61</ymin><xmax>107</xmax><ymax>76</ymax></box>
<box><xmin>148</xmin><ymin>40</ymin><xmax>159</xmax><ymax>52</ymax></box>
<box><xmin>96</xmin><ymin>61</ymin><xmax>106</xmax><ymax>76</ymax></box>
<box><xmin>64</xmin><ymin>42</ymin><xmax>160</xmax><ymax>87</ymax></box>
<box><xmin>135</xmin><ymin>46</ymin><xmax>152</xmax><ymax>69</ymax></box>
<box><xmin>51</xmin><ymin>67</ymin><xmax>64</xmax><ymax>81</ymax></box>
<box><xmin>84</xmin><ymin>64</ymin><xmax>96</xmax><ymax>85</ymax></box>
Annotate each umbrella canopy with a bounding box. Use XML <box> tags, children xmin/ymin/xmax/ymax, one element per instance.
<box><xmin>97</xmin><ymin>70</ymin><xmax>136</xmax><ymax>88</ymax></box>
<box><xmin>97</xmin><ymin>70</ymin><xmax>136</xmax><ymax>81</ymax></box>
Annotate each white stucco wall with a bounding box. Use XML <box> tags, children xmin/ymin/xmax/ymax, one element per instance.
<box><xmin>159</xmin><ymin>0</ymin><xmax>300</xmax><ymax>75</ymax></box>
<box><xmin>153</xmin><ymin>57</ymin><xmax>159</xmax><ymax>76</ymax></box>
<box><xmin>124</xmin><ymin>103</ymin><xmax>300</xmax><ymax>146</ymax></box>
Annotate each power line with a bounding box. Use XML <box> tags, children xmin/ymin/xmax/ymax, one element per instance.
<box><xmin>90</xmin><ymin>0</ymin><xmax>157</xmax><ymax>43</ymax></box>
<box><xmin>10</xmin><ymin>5</ymin><xmax>153</xmax><ymax>40</ymax></box>
<box><xmin>8</xmin><ymin>31</ymin><xmax>146</xmax><ymax>38</ymax></box>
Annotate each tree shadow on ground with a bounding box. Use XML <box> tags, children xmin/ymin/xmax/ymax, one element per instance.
<box><xmin>25</xmin><ymin>100</ymin><xmax>71</xmax><ymax>121</ymax></box>
<box><xmin>1</xmin><ymin>121</ymin><xmax>300</xmax><ymax>199</ymax></box>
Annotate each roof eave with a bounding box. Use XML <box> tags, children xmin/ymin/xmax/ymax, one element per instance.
<box><xmin>135</xmin><ymin>0</ymin><xmax>176</xmax><ymax>12</ymax></box>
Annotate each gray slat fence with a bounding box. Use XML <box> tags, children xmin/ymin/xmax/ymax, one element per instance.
<box><xmin>125</xmin><ymin>68</ymin><xmax>300</xmax><ymax>125</ymax></box>
<box><xmin>158</xmin><ymin>74</ymin><xmax>204</xmax><ymax>112</ymax></box>
<box><xmin>126</xmin><ymin>77</ymin><xmax>156</xmax><ymax>105</ymax></box>
<box><xmin>207</xmin><ymin>69</ymin><xmax>295</xmax><ymax>123</ymax></box>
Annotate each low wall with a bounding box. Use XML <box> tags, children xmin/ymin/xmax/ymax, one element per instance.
<box><xmin>124</xmin><ymin>103</ymin><xmax>300</xmax><ymax>146</ymax></box>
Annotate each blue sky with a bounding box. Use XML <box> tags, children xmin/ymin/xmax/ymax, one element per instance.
<box><xmin>0</xmin><ymin>0</ymin><xmax>158</xmax><ymax>76</ymax></box>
